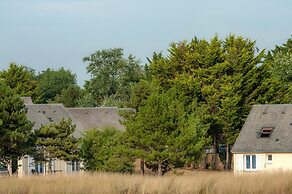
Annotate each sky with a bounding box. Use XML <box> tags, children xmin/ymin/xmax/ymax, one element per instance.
<box><xmin>0</xmin><ymin>0</ymin><xmax>291</xmax><ymax>86</ymax></box>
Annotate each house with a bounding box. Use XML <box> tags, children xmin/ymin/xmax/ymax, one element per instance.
<box><xmin>232</xmin><ymin>104</ymin><xmax>292</xmax><ymax>173</ymax></box>
<box><xmin>17</xmin><ymin>97</ymin><xmax>126</xmax><ymax>177</ymax></box>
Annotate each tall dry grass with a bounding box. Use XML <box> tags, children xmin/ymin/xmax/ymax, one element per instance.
<box><xmin>1</xmin><ymin>171</ymin><xmax>292</xmax><ymax>194</ymax></box>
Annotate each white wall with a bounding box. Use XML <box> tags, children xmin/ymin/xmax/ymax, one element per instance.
<box><xmin>234</xmin><ymin>153</ymin><xmax>292</xmax><ymax>173</ymax></box>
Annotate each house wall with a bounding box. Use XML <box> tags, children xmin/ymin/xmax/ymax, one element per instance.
<box><xmin>18</xmin><ymin>156</ymin><xmax>80</xmax><ymax>177</ymax></box>
<box><xmin>234</xmin><ymin>153</ymin><xmax>292</xmax><ymax>173</ymax></box>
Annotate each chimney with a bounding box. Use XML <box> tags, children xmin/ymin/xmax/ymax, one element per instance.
<box><xmin>21</xmin><ymin>97</ymin><xmax>33</xmax><ymax>104</ymax></box>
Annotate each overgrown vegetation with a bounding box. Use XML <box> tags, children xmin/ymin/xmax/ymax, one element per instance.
<box><xmin>1</xmin><ymin>172</ymin><xmax>292</xmax><ymax>194</ymax></box>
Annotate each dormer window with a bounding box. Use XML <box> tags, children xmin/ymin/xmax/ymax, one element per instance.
<box><xmin>259</xmin><ymin>127</ymin><xmax>274</xmax><ymax>138</ymax></box>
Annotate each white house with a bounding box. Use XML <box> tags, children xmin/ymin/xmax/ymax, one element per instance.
<box><xmin>232</xmin><ymin>104</ymin><xmax>292</xmax><ymax>173</ymax></box>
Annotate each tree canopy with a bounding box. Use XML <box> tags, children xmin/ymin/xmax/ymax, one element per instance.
<box><xmin>0</xmin><ymin>81</ymin><xmax>34</xmax><ymax>175</ymax></box>
<box><xmin>80</xmin><ymin>127</ymin><xmax>133</xmax><ymax>173</ymax></box>
<box><xmin>0</xmin><ymin>63</ymin><xmax>43</xmax><ymax>103</ymax></box>
<box><xmin>127</xmin><ymin>35</ymin><xmax>284</xmax><ymax>171</ymax></box>
<box><xmin>82</xmin><ymin>48</ymin><xmax>144</xmax><ymax>107</ymax></box>
<box><xmin>125</xmin><ymin>88</ymin><xmax>210</xmax><ymax>175</ymax></box>
<box><xmin>37</xmin><ymin>67</ymin><xmax>77</xmax><ymax>103</ymax></box>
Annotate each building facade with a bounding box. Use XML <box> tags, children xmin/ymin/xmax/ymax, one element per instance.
<box><xmin>232</xmin><ymin>104</ymin><xmax>292</xmax><ymax>173</ymax></box>
<box><xmin>18</xmin><ymin>97</ymin><xmax>126</xmax><ymax>176</ymax></box>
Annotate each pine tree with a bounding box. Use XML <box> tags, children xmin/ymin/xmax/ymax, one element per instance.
<box><xmin>34</xmin><ymin>119</ymin><xmax>79</xmax><ymax>173</ymax></box>
<box><xmin>0</xmin><ymin>81</ymin><xmax>34</xmax><ymax>175</ymax></box>
<box><xmin>146</xmin><ymin>35</ymin><xmax>266</xmax><ymax>170</ymax></box>
<box><xmin>0</xmin><ymin>63</ymin><xmax>43</xmax><ymax>103</ymax></box>
<box><xmin>80</xmin><ymin>128</ymin><xmax>134</xmax><ymax>172</ymax></box>
<box><xmin>125</xmin><ymin>88</ymin><xmax>210</xmax><ymax>175</ymax></box>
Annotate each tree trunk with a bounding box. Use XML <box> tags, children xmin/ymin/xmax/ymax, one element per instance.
<box><xmin>190</xmin><ymin>161</ymin><xmax>195</xmax><ymax>169</ymax></box>
<box><xmin>225</xmin><ymin>143</ymin><xmax>229</xmax><ymax>170</ymax></box>
<box><xmin>7</xmin><ymin>160</ymin><xmax>13</xmax><ymax>176</ymax></box>
<box><xmin>211</xmin><ymin>137</ymin><xmax>217</xmax><ymax>170</ymax></box>
<box><xmin>229</xmin><ymin>151</ymin><xmax>233</xmax><ymax>170</ymax></box>
<box><xmin>140</xmin><ymin>159</ymin><xmax>145</xmax><ymax>175</ymax></box>
<box><xmin>158</xmin><ymin>161</ymin><xmax>162</xmax><ymax>176</ymax></box>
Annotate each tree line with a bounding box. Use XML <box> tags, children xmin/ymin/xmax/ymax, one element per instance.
<box><xmin>0</xmin><ymin>35</ymin><xmax>291</xmax><ymax>175</ymax></box>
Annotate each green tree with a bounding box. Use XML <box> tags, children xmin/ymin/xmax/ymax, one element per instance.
<box><xmin>76</xmin><ymin>91</ymin><xmax>96</xmax><ymax>107</ymax></box>
<box><xmin>83</xmin><ymin>48</ymin><xmax>144</xmax><ymax>107</ymax></box>
<box><xmin>34</xmin><ymin>119</ymin><xmax>79</xmax><ymax>173</ymax></box>
<box><xmin>267</xmin><ymin>37</ymin><xmax>292</xmax><ymax>103</ymax></box>
<box><xmin>129</xmin><ymin>80</ymin><xmax>156</xmax><ymax>110</ymax></box>
<box><xmin>54</xmin><ymin>85</ymin><xmax>82</xmax><ymax>107</ymax></box>
<box><xmin>0</xmin><ymin>81</ymin><xmax>34</xmax><ymax>175</ymax></box>
<box><xmin>145</xmin><ymin>35</ymin><xmax>268</xmax><ymax>170</ymax></box>
<box><xmin>37</xmin><ymin>67</ymin><xmax>77</xmax><ymax>103</ymax></box>
<box><xmin>245</xmin><ymin>37</ymin><xmax>292</xmax><ymax>106</ymax></box>
<box><xmin>0</xmin><ymin>63</ymin><xmax>43</xmax><ymax>103</ymax></box>
<box><xmin>80</xmin><ymin>127</ymin><xmax>133</xmax><ymax>173</ymax></box>
<box><xmin>125</xmin><ymin>88</ymin><xmax>210</xmax><ymax>175</ymax></box>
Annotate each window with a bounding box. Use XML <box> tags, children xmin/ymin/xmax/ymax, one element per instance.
<box><xmin>72</xmin><ymin>161</ymin><xmax>80</xmax><ymax>172</ymax></box>
<box><xmin>245</xmin><ymin>155</ymin><xmax>256</xmax><ymax>170</ymax></box>
<box><xmin>266</xmin><ymin>154</ymin><xmax>272</xmax><ymax>164</ymax></box>
<box><xmin>259</xmin><ymin>127</ymin><xmax>273</xmax><ymax>138</ymax></box>
<box><xmin>34</xmin><ymin>162</ymin><xmax>44</xmax><ymax>174</ymax></box>
<box><xmin>72</xmin><ymin>161</ymin><xmax>75</xmax><ymax>171</ymax></box>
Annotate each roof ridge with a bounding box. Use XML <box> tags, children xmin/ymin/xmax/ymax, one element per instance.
<box><xmin>253</xmin><ymin>104</ymin><xmax>292</xmax><ymax>106</ymax></box>
<box><xmin>67</xmin><ymin>107</ymin><xmax>119</xmax><ymax>110</ymax></box>
<box><xmin>25</xmin><ymin>103</ymin><xmax>64</xmax><ymax>106</ymax></box>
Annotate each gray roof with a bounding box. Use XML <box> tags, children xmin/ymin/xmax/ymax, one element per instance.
<box><xmin>231</xmin><ymin>104</ymin><xmax>292</xmax><ymax>153</ymax></box>
<box><xmin>26</xmin><ymin>104</ymin><xmax>72</xmax><ymax>130</ymax></box>
<box><xmin>25</xmin><ymin>103</ymin><xmax>125</xmax><ymax>138</ymax></box>
<box><xmin>67</xmin><ymin>107</ymin><xmax>125</xmax><ymax>137</ymax></box>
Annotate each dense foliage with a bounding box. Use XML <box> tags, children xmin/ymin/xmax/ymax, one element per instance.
<box><xmin>127</xmin><ymin>35</ymin><xmax>291</xmax><ymax>171</ymax></box>
<box><xmin>36</xmin><ymin>67</ymin><xmax>78</xmax><ymax>103</ymax></box>
<box><xmin>82</xmin><ymin>48</ymin><xmax>145</xmax><ymax>107</ymax></box>
<box><xmin>0</xmin><ymin>63</ymin><xmax>43</xmax><ymax>103</ymax></box>
<box><xmin>80</xmin><ymin>127</ymin><xmax>133</xmax><ymax>173</ymax></box>
<box><xmin>0</xmin><ymin>81</ymin><xmax>34</xmax><ymax>175</ymax></box>
<box><xmin>125</xmin><ymin>88</ymin><xmax>210</xmax><ymax>175</ymax></box>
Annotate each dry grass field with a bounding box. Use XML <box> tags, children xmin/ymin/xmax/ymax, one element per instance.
<box><xmin>1</xmin><ymin>171</ymin><xmax>292</xmax><ymax>194</ymax></box>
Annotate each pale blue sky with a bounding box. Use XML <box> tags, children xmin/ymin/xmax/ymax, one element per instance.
<box><xmin>0</xmin><ymin>0</ymin><xmax>291</xmax><ymax>86</ymax></box>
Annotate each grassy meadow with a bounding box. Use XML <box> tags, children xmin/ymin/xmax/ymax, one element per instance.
<box><xmin>1</xmin><ymin>171</ymin><xmax>292</xmax><ymax>194</ymax></box>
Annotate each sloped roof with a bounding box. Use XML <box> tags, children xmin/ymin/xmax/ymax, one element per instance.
<box><xmin>67</xmin><ymin>107</ymin><xmax>125</xmax><ymax>137</ymax></box>
<box><xmin>26</xmin><ymin>104</ymin><xmax>72</xmax><ymax>130</ymax></box>
<box><xmin>231</xmin><ymin>104</ymin><xmax>292</xmax><ymax>153</ymax></box>
<box><xmin>25</xmin><ymin>103</ymin><xmax>125</xmax><ymax>138</ymax></box>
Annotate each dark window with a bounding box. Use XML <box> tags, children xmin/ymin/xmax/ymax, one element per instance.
<box><xmin>259</xmin><ymin>127</ymin><xmax>273</xmax><ymax>137</ymax></box>
<box><xmin>39</xmin><ymin>163</ymin><xmax>43</xmax><ymax>173</ymax></box>
<box><xmin>268</xmin><ymin>155</ymin><xmax>272</xmax><ymax>161</ymax></box>
<box><xmin>76</xmin><ymin>161</ymin><xmax>80</xmax><ymax>171</ymax></box>
<box><xmin>72</xmin><ymin>161</ymin><xmax>75</xmax><ymax>171</ymax></box>
<box><xmin>246</xmin><ymin>155</ymin><xmax>250</xmax><ymax>169</ymax></box>
<box><xmin>246</xmin><ymin>155</ymin><xmax>256</xmax><ymax>170</ymax></box>
<box><xmin>252</xmin><ymin>155</ymin><xmax>256</xmax><ymax>169</ymax></box>
<box><xmin>71</xmin><ymin>161</ymin><xmax>80</xmax><ymax>172</ymax></box>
